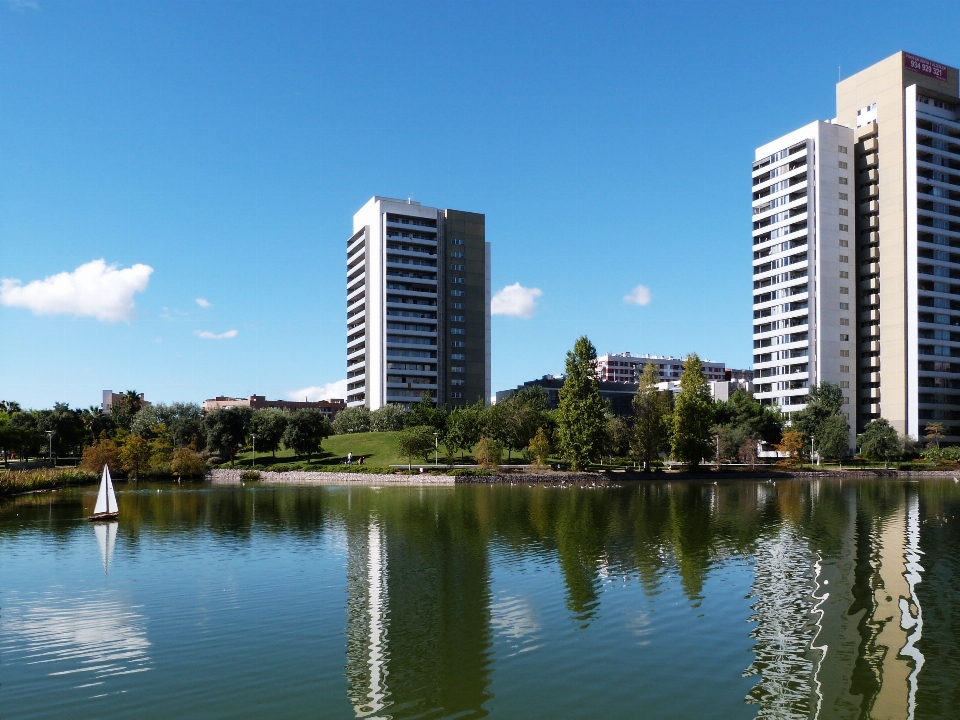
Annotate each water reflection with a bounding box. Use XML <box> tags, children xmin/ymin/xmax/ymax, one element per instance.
<box><xmin>2</xmin><ymin>480</ymin><xmax>960</xmax><ymax>718</ymax></box>
<box><xmin>0</xmin><ymin>592</ymin><xmax>152</xmax><ymax>695</ymax></box>
<box><xmin>94</xmin><ymin>521</ymin><xmax>118</xmax><ymax>574</ymax></box>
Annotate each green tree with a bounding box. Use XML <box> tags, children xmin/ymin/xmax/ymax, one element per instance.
<box><xmin>249</xmin><ymin>409</ymin><xmax>288</xmax><ymax>458</ymax></box>
<box><xmin>631</xmin><ymin>362</ymin><xmax>673</xmax><ymax>470</ymax></box>
<box><xmin>670</xmin><ymin>354</ymin><xmax>715</xmax><ymax>469</ymax></box>
<box><xmin>36</xmin><ymin>403</ymin><xmax>85</xmax><ymax>459</ymax></box>
<box><xmin>332</xmin><ymin>406</ymin><xmax>371</xmax><ymax>434</ymax></box>
<box><xmin>119</xmin><ymin>434</ymin><xmax>151</xmax><ymax>478</ymax></box>
<box><xmin>474</xmin><ymin>436</ymin><xmax>503</xmax><ymax>469</ymax></box>
<box><xmin>111</xmin><ymin>390</ymin><xmax>146</xmax><ymax>431</ymax></box>
<box><xmin>395</xmin><ymin>425</ymin><xmax>436</xmax><ymax>469</ymax></box>
<box><xmin>170</xmin><ymin>448</ymin><xmax>208</xmax><ymax>477</ymax></box>
<box><xmin>80</xmin><ymin>406</ymin><xmax>115</xmax><ymax>445</ymax></box>
<box><xmin>488</xmin><ymin>386</ymin><xmax>549</xmax><ymax>462</ymax></box>
<box><xmin>282</xmin><ymin>409</ymin><xmax>332</xmax><ymax>462</ymax></box>
<box><xmin>713</xmin><ymin>389</ymin><xmax>783</xmax><ymax>445</ymax></box>
<box><xmin>445</xmin><ymin>401</ymin><xmax>484</xmax><ymax>461</ymax></box>
<box><xmin>791</xmin><ymin>383</ymin><xmax>844</xmax><ymax>441</ymax></box>
<box><xmin>815</xmin><ymin>414</ymin><xmax>850</xmax><ymax>465</ymax></box>
<box><xmin>203</xmin><ymin>406</ymin><xmax>254</xmax><ymax>465</ymax></box>
<box><xmin>148</xmin><ymin>423</ymin><xmax>174</xmax><ymax>469</ymax></box>
<box><xmin>604</xmin><ymin>414</ymin><xmax>630</xmax><ymax>463</ymax></box>
<box><xmin>527</xmin><ymin>427</ymin><xmax>552</xmax><ymax>467</ymax></box>
<box><xmin>407</xmin><ymin>396</ymin><xmax>447</xmax><ymax>434</ymax></box>
<box><xmin>924</xmin><ymin>421</ymin><xmax>947</xmax><ymax>449</ymax></box>
<box><xmin>556</xmin><ymin>336</ymin><xmax>608</xmax><ymax>470</ymax></box>
<box><xmin>858</xmin><ymin>418</ymin><xmax>900</xmax><ymax>468</ymax></box>
<box><xmin>10</xmin><ymin>411</ymin><xmax>44</xmax><ymax>462</ymax></box>
<box><xmin>370</xmin><ymin>404</ymin><xmax>407</xmax><ymax>431</ymax></box>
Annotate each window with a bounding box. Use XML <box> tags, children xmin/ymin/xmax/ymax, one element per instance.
<box><xmin>451</xmin><ymin>366</ymin><xmax>465</xmax><ymax>373</ymax></box>
<box><xmin>451</xmin><ymin>290</ymin><xmax>464</xmax><ymax>297</ymax></box>
<box><xmin>451</xmin><ymin>328</ymin><xmax>465</xmax><ymax>335</ymax></box>
<box><xmin>840</xmin><ymin>271</ymin><xmax>849</xmax><ymax>278</ymax></box>
<box><xmin>451</xmin><ymin>302</ymin><xmax>464</xmax><ymax>309</ymax></box>
<box><xmin>451</xmin><ymin>315</ymin><xmax>465</xmax><ymax>322</ymax></box>
<box><xmin>839</xmin><ymin>161</ymin><xmax>848</xmax><ymax>169</ymax></box>
<box><xmin>451</xmin><ymin>392</ymin><xmax>464</xmax><ymax>398</ymax></box>
<box><xmin>840</xmin><ymin>302</ymin><xmax>849</xmax><ymax>309</ymax></box>
<box><xmin>840</xmin><ymin>365</ymin><xmax>850</xmax><ymax>373</ymax></box>
<box><xmin>451</xmin><ymin>277</ymin><xmax>465</xmax><ymax>284</ymax></box>
<box><xmin>451</xmin><ymin>379</ymin><xmax>465</xmax><ymax>386</ymax></box>
<box><xmin>452</xmin><ymin>239</ymin><xmax>464</xmax><ymax>246</ymax></box>
<box><xmin>450</xmin><ymin>251</ymin><xmax>464</xmax><ymax>258</ymax></box>
<box><xmin>840</xmin><ymin>349</ymin><xmax>850</xmax><ymax>357</ymax></box>
<box><xmin>839</xmin><ymin>224</ymin><xmax>849</xmax><ymax>232</ymax></box>
<box><xmin>839</xmin><ymin>208</ymin><xmax>849</xmax><ymax>216</ymax></box>
<box><xmin>839</xmin><ymin>177</ymin><xmax>848</xmax><ymax>185</ymax></box>
<box><xmin>451</xmin><ymin>264</ymin><xmax>465</xmax><ymax>271</ymax></box>
<box><xmin>452</xmin><ymin>341</ymin><xmax>465</xmax><ymax>347</ymax></box>
<box><xmin>840</xmin><ymin>287</ymin><xmax>849</xmax><ymax>294</ymax></box>
<box><xmin>451</xmin><ymin>353</ymin><xmax>465</xmax><ymax>360</ymax></box>
<box><xmin>839</xmin><ymin>145</ymin><xmax>848</xmax><ymax>154</ymax></box>
<box><xmin>840</xmin><ymin>255</ymin><xmax>848</xmax><ymax>263</ymax></box>
<box><xmin>935</xmin><ymin>314</ymin><xmax>951</xmax><ymax>324</ymax></box>
<box><xmin>840</xmin><ymin>239</ymin><xmax>849</xmax><ymax>247</ymax></box>
<box><xmin>840</xmin><ymin>318</ymin><xmax>850</xmax><ymax>325</ymax></box>
<box><xmin>840</xmin><ymin>381</ymin><xmax>850</xmax><ymax>388</ymax></box>
<box><xmin>839</xmin><ymin>192</ymin><xmax>848</xmax><ymax>200</ymax></box>
<box><xmin>840</xmin><ymin>334</ymin><xmax>850</xmax><ymax>341</ymax></box>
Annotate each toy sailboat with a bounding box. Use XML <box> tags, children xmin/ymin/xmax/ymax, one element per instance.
<box><xmin>89</xmin><ymin>464</ymin><xmax>119</xmax><ymax>521</ymax></box>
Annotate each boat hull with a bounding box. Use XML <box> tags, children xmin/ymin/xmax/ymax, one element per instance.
<box><xmin>88</xmin><ymin>512</ymin><xmax>119</xmax><ymax>521</ymax></box>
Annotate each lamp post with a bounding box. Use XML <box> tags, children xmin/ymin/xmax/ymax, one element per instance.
<box><xmin>45</xmin><ymin>430</ymin><xmax>55</xmax><ymax>467</ymax></box>
<box><xmin>812</xmin><ymin>435</ymin><xmax>818</xmax><ymax>466</ymax></box>
<box><xmin>434</xmin><ymin>432</ymin><xmax>439</xmax><ymax>466</ymax></box>
<box><xmin>251</xmin><ymin>434</ymin><xmax>257</xmax><ymax>467</ymax></box>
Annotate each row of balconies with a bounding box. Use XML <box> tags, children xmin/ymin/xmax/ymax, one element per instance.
<box><xmin>753</xmin><ymin>300</ymin><xmax>807</xmax><ymax>319</ymax></box>
<box><xmin>753</xmin><ymin>251</ymin><xmax>807</xmax><ymax>275</ymax></box>
<box><xmin>753</xmin><ymin>283</ymin><xmax>808</xmax><ymax>307</ymax></box>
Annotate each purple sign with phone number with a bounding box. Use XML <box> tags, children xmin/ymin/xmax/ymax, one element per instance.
<box><xmin>904</xmin><ymin>53</ymin><xmax>948</xmax><ymax>82</ymax></box>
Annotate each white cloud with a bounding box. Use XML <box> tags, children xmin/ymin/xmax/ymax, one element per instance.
<box><xmin>195</xmin><ymin>329</ymin><xmax>238</xmax><ymax>340</ymax></box>
<box><xmin>7</xmin><ymin>0</ymin><xmax>40</xmax><ymax>11</ymax></box>
<box><xmin>0</xmin><ymin>259</ymin><xmax>153</xmax><ymax>322</ymax></box>
<box><xmin>288</xmin><ymin>379</ymin><xmax>349</xmax><ymax>402</ymax></box>
<box><xmin>623</xmin><ymin>284</ymin><xmax>652</xmax><ymax>306</ymax></box>
<box><xmin>195</xmin><ymin>298</ymin><xmax>211</xmax><ymax>308</ymax></box>
<box><xmin>491</xmin><ymin>283</ymin><xmax>542</xmax><ymax>319</ymax></box>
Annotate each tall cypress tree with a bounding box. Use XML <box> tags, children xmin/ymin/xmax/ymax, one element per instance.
<box><xmin>631</xmin><ymin>362</ymin><xmax>673</xmax><ymax>470</ymax></box>
<box><xmin>556</xmin><ymin>336</ymin><xmax>607</xmax><ymax>470</ymax></box>
<box><xmin>670</xmin><ymin>353</ymin><xmax>714</xmax><ymax>469</ymax></box>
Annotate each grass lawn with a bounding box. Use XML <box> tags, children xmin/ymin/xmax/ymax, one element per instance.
<box><xmin>231</xmin><ymin>431</ymin><xmax>534</xmax><ymax>469</ymax></box>
<box><xmin>234</xmin><ymin>431</ymin><xmax>405</xmax><ymax>468</ymax></box>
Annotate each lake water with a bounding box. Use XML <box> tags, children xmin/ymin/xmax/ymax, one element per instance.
<box><xmin>1</xmin><ymin>478</ymin><xmax>959</xmax><ymax>719</ymax></box>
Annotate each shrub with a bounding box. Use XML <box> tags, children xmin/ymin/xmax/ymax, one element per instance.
<box><xmin>171</xmin><ymin>448</ymin><xmax>208</xmax><ymax>477</ymax></box>
<box><xmin>241</xmin><ymin>470</ymin><xmax>261</xmax><ymax>481</ymax></box>
<box><xmin>449</xmin><ymin>468</ymin><xmax>491</xmax><ymax>477</ymax></box>
<box><xmin>80</xmin><ymin>438</ymin><xmax>121</xmax><ymax>473</ymax></box>
<box><xmin>474</xmin><ymin>436</ymin><xmax>503</xmax><ymax>469</ymax></box>
<box><xmin>0</xmin><ymin>468</ymin><xmax>97</xmax><ymax>496</ymax></box>
<box><xmin>371</xmin><ymin>404</ymin><xmax>407</xmax><ymax>432</ymax></box>
<box><xmin>331</xmin><ymin>406</ymin><xmax>371</xmax><ymax>435</ymax></box>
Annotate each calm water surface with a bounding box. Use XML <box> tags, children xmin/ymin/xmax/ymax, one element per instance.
<box><xmin>2</xmin><ymin>479</ymin><xmax>959</xmax><ymax>719</ymax></box>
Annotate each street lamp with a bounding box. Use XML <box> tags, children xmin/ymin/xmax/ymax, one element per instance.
<box><xmin>434</xmin><ymin>432</ymin><xmax>439</xmax><ymax>466</ymax></box>
<box><xmin>811</xmin><ymin>435</ymin><xmax>818</xmax><ymax>466</ymax></box>
<box><xmin>251</xmin><ymin>434</ymin><xmax>257</xmax><ymax>467</ymax></box>
<box><xmin>45</xmin><ymin>430</ymin><xmax>54</xmax><ymax>467</ymax></box>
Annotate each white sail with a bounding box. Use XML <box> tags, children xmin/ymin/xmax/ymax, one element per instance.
<box><xmin>93</xmin><ymin>465</ymin><xmax>109</xmax><ymax>515</ymax></box>
<box><xmin>105</xmin><ymin>465</ymin><xmax>118</xmax><ymax>515</ymax></box>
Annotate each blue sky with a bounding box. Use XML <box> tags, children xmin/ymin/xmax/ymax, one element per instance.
<box><xmin>2</xmin><ymin>0</ymin><xmax>959</xmax><ymax>409</ymax></box>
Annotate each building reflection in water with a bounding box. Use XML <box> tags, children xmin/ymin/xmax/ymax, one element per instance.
<box><xmin>343</xmin><ymin>494</ymin><xmax>493</xmax><ymax>719</ymax></box>
<box><xmin>745</xmin><ymin>483</ymin><xmax>926</xmax><ymax>719</ymax></box>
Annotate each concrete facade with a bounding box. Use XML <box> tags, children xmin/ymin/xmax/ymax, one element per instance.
<box><xmin>347</xmin><ymin>197</ymin><xmax>490</xmax><ymax>410</ymax></box>
<box><xmin>596</xmin><ymin>352</ymin><xmax>727</xmax><ymax>383</ymax></box>
<box><xmin>754</xmin><ymin>50</ymin><xmax>960</xmax><ymax>440</ymax></box>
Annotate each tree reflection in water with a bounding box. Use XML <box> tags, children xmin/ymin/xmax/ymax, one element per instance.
<box><xmin>3</xmin><ymin>478</ymin><xmax>960</xmax><ymax>718</ymax></box>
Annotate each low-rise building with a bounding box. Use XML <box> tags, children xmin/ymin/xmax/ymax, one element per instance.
<box><xmin>595</xmin><ymin>352</ymin><xmax>727</xmax><ymax>383</ymax></box>
<box><xmin>102</xmin><ymin>390</ymin><xmax>150</xmax><ymax>414</ymax></box>
<box><xmin>201</xmin><ymin>395</ymin><xmax>346</xmax><ymax>420</ymax></box>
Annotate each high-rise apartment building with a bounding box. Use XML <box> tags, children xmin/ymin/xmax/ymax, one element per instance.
<box><xmin>595</xmin><ymin>352</ymin><xmax>727</xmax><ymax>383</ymax></box>
<box><xmin>346</xmin><ymin>197</ymin><xmax>490</xmax><ymax>410</ymax></box>
<box><xmin>753</xmin><ymin>51</ymin><xmax>959</xmax><ymax>440</ymax></box>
